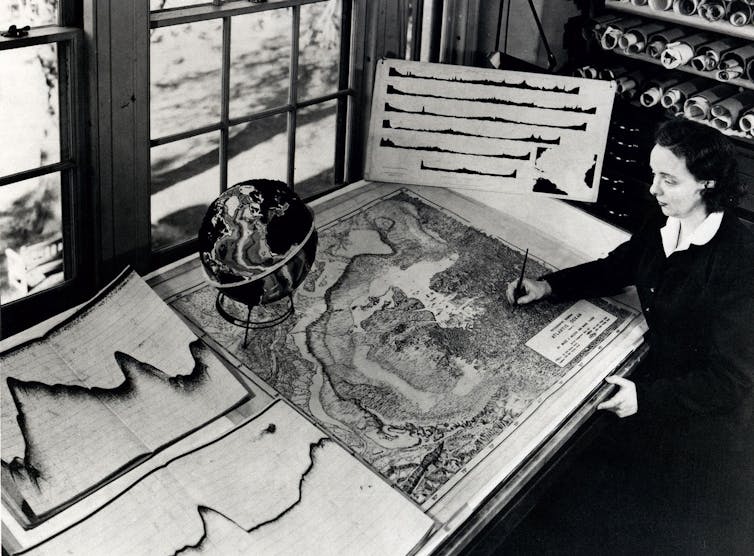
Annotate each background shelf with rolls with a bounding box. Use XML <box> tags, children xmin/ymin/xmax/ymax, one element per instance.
<box><xmin>568</xmin><ymin>1</ymin><xmax>754</xmax><ymax>228</ymax></box>
<box><xmin>605</xmin><ymin>0</ymin><xmax>754</xmax><ymax>41</ymax></box>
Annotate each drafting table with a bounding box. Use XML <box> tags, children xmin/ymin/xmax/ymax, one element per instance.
<box><xmin>1</xmin><ymin>180</ymin><xmax>647</xmax><ymax>556</ymax></box>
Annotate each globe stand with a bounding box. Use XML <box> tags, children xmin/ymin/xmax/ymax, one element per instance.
<box><xmin>215</xmin><ymin>292</ymin><xmax>295</xmax><ymax>348</ymax></box>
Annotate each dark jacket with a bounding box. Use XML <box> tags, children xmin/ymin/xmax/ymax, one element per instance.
<box><xmin>543</xmin><ymin>212</ymin><xmax>754</xmax><ymax>457</ymax></box>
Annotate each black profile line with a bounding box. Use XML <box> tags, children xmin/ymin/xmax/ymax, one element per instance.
<box><xmin>420</xmin><ymin>161</ymin><xmax>518</xmax><ymax>179</ymax></box>
<box><xmin>533</xmin><ymin>177</ymin><xmax>568</xmax><ymax>195</ymax></box>
<box><xmin>14</xmin><ymin>401</ymin><xmax>290</xmax><ymax>555</ymax></box>
<box><xmin>385</xmin><ymin>103</ymin><xmax>588</xmax><ymax>131</ymax></box>
<box><xmin>173</xmin><ymin>438</ymin><xmax>330</xmax><ymax>555</ymax></box>
<box><xmin>382</xmin><ymin>120</ymin><xmax>561</xmax><ymax>145</ymax></box>
<box><xmin>386</xmin><ymin>85</ymin><xmax>596</xmax><ymax>114</ymax></box>
<box><xmin>387</xmin><ymin>66</ymin><xmax>581</xmax><ymax>94</ymax></box>
<box><xmin>3</xmin><ymin>339</ymin><xmax>251</xmax><ymax>527</ymax></box>
<box><xmin>380</xmin><ymin>138</ymin><xmax>531</xmax><ymax>160</ymax></box>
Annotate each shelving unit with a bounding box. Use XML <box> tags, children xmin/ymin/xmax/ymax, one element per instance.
<box><xmin>572</xmin><ymin>0</ymin><xmax>754</xmax><ymax>228</ymax></box>
<box><xmin>612</xmin><ymin>48</ymin><xmax>754</xmax><ymax>91</ymax></box>
<box><xmin>605</xmin><ymin>0</ymin><xmax>754</xmax><ymax>41</ymax></box>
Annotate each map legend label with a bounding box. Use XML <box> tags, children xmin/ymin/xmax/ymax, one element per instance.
<box><xmin>526</xmin><ymin>300</ymin><xmax>617</xmax><ymax>367</ymax></box>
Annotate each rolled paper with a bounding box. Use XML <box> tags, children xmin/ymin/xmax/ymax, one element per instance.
<box><xmin>618</xmin><ymin>22</ymin><xmax>669</xmax><ymax>53</ymax></box>
<box><xmin>661</xmin><ymin>76</ymin><xmax>710</xmax><ymax>109</ymax></box>
<box><xmin>573</xmin><ymin>66</ymin><xmax>595</xmax><ymax>78</ymax></box>
<box><xmin>673</xmin><ymin>0</ymin><xmax>700</xmax><ymax>15</ymax></box>
<box><xmin>709</xmin><ymin>90</ymin><xmax>754</xmax><ymax>128</ymax></box>
<box><xmin>587</xmin><ymin>13</ymin><xmax>624</xmax><ymax>41</ymax></box>
<box><xmin>599</xmin><ymin>65</ymin><xmax>629</xmax><ymax>80</ymax></box>
<box><xmin>728</xmin><ymin>0</ymin><xmax>754</xmax><ymax>25</ymax></box>
<box><xmin>698</xmin><ymin>0</ymin><xmax>730</xmax><ymax>21</ymax></box>
<box><xmin>683</xmin><ymin>83</ymin><xmax>736</xmax><ymax>120</ymax></box>
<box><xmin>646</xmin><ymin>27</ymin><xmax>688</xmax><ymax>58</ymax></box>
<box><xmin>649</xmin><ymin>0</ymin><xmax>674</xmax><ymax>9</ymax></box>
<box><xmin>640</xmin><ymin>76</ymin><xmax>684</xmax><ymax>106</ymax></box>
<box><xmin>717</xmin><ymin>44</ymin><xmax>754</xmax><ymax>81</ymax></box>
<box><xmin>717</xmin><ymin>62</ymin><xmax>743</xmax><ymax>81</ymax></box>
<box><xmin>661</xmin><ymin>32</ymin><xmax>714</xmax><ymax>69</ymax></box>
<box><xmin>616</xmin><ymin>70</ymin><xmax>646</xmax><ymax>98</ymax></box>
<box><xmin>738</xmin><ymin>107</ymin><xmax>754</xmax><ymax>133</ymax></box>
<box><xmin>599</xmin><ymin>17</ymin><xmax>644</xmax><ymax>50</ymax></box>
<box><xmin>691</xmin><ymin>37</ymin><xmax>746</xmax><ymax>71</ymax></box>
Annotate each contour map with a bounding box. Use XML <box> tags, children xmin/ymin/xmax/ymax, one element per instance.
<box><xmin>174</xmin><ymin>190</ymin><xmax>636</xmax><ymax>506</ymax></box>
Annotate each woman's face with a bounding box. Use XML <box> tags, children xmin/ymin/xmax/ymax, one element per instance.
<box><xmin>648</xmin><ymin>144</ymin><xmax>709</xmax><ymax>220</ymax></box>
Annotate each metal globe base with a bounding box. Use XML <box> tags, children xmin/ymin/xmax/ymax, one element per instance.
<box><xmin>215</xmin><ymin>292</ymin><xmax>295</xmax><ymax>348</ymax></box>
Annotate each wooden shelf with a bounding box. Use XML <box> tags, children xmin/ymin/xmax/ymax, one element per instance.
<box><xmin>605</xmin><ymin>0</ymin><xmax>754</xmax><ymax>41</ymax></box>
<box><xmin>611</xmin><ymin>47</ymin><xmax>754</xmax><ymax>90</ymax></box>
<box><xmin>613</xmin><ymin>80</ymin><xmax>754</xmax><ymax>145</ymax></box>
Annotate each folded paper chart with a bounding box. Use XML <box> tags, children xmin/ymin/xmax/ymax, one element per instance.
<box><xmin>12</xmin><ymin>400</ymin><xmax>434</xmax><ymax>556</ymax></box>
<box><xmin>0</xmin><ymin>269</ymin><xmax>251</xmax><ymax>529</ymax></box>
<box><xmin>365</xmin><ymin>59</ymin><xmax>616</xmax><ymax>201</ymax></box>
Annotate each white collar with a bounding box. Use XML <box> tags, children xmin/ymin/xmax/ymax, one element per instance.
<box><xmin>660</xmin><ymin>212</ymin><xmax>724</xmax><ymax>257</ymax></box>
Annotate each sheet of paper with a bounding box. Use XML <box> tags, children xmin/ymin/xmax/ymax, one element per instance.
<box><xmin>525</xmin><ymin>300</ymin><xmax>618</xmax><ymax>367</ymax></box>
<box><xmin>19</xmin><ymin>401</ymin><xmax>434</xmax><ymax>556</ymax></box>
<box><xmin>0</xmin><ymin>269</ymin><xmax>250</xmax><ymax>528</ymax></box>
<box><xmin>365</xmin><ymin>59</ymin><xmax>616</xmax><ymax>201</ymax></box>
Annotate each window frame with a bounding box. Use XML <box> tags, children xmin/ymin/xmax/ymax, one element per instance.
<box><xmin>148</xmin><ymin>0</ymin><xmax>355</xmax><ymax>268</ymax></box>
<box><xmin>0</xmin><ymin>24</ymin><xmax>91</xmax><ymax>339</ymax></box>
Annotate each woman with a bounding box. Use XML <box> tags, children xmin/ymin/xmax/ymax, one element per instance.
<box><xmin>505</xmin><ymin>118</ymin><xmax>754</xmax><ymax>552</ymax></box>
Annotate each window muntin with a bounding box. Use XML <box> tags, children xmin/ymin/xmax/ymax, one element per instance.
<box><xmin>0</xmin><ymin>28</ymin><xmax>81</xmax><ymax>311</ymax></box>
<box><xmin>149</xmin><ymin>0</ymin><xmax>352</xmax><ymax>255</ymax></box>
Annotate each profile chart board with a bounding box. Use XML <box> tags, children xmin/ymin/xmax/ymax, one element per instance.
<box><xmin>366</xmin><ymin>59</ymin><xmax>616</xmax><ymax>202</ymax></box>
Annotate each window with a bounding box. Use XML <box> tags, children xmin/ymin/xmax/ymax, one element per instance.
<box><xmin>148</xmin><ymin>0</ymin><xmax>353</xmax><ymax>260</ymax></box>
<box><xmin>0</xmin><ymin>2</ymin><xmax>88</xmax><ymax>336</ymax></box>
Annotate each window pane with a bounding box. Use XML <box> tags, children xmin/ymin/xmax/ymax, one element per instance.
<box><xmin>295</xmin><ymin>100</ymin><xmax>336</xmax><ymax>199</ymax></box>
<box><xmin>150</xmin><ymin>19</ymin><xmax>222</xmax><ymax>139</ymax></box>
<box><xmin>0</xmin><ymin>174</ymin><xmax>64</xmax><ymax>304</ymax></box>
<box><xmin>298</xmin><ymin>0</ymin><xmax>341</xmax><ymax>101</ymax></box>
<box><xmin>150</xmin><ymin>0</ymin><xmax>213</xmax><ymax>11</ymax></box>
<box><xmin>228</xmin><ymin>114</ymin><xmax>288</xmax><ymax>186</ymax></box>
<box><xmin>0</xmin><ymin>43</ymin><xmax>60</xmax><ymax>177</ymax></box>
<box><xmin>1</xmin><ymin>1</ymin><xmax>58</xmax><ymax>29</ymax></box>
<box><xmin>151</xmin><ymin>133</ymin><xmax>221</xmax><ymax>250</ymax></box>
<box><xmin>229</xmin><ymin>10</ymin><xmax>292</xmax><ymax>118</ymax></box>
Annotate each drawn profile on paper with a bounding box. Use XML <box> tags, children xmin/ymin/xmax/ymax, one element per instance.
<box><xmin>365</xmin><ymin>59</ymin><xmax>616</xmax><ymax>202</ymax></box>
<box><xmin>0</xmin><ymin>270</ymin><xmax>251</xmax><ymax>529</ymax></box>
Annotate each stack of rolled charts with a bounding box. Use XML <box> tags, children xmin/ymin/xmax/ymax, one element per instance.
<box><xmin>613</xmin><ymin>0</ymin><xmax>754</xmax><ymax>27</ymax></box>
<box><xmin>589</xmin><ymin>8</ymin><xmax>754</xmax><ymax>136</ymax></box>
<box><xmin>591</xmin><ymin>14</ymin><xmax>754</xmax><ymax>83</ymax></box>
<box><xmin>572</xmin><ymin>62</ymin><xmax>754</xmax><ymax>137</ymax></box>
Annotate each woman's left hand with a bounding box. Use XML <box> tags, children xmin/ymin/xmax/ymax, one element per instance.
<box><xmin>597</xmin><ymin>375</ymin><xmax>638</xmax><ymax>418</ymax></box>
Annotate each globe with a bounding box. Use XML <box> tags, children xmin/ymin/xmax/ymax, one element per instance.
<box><xmin>198</xmin><ymin>179</ymin><xmax>318</xmax><ymax>310</ymax></box>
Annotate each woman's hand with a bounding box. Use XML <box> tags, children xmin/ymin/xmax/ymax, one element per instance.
<box><xmin>597</xmin><ymin>376</ymin><xmax>638</xmax><ymax>418</ymax></box>
<box><xmin>505</xmin><ymin>278</ymin><xmax>552</xmax><ymax>305</ymax></box>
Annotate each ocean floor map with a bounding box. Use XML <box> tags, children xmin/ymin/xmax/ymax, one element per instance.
<box><xmin>174</xmin><ymin>190</ymin><xmax>636</xmax><ymax>506</ymax></box>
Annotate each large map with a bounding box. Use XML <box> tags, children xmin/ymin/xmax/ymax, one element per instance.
<box><xmin>174</xmin><ymin>189</ymin><xmax>639</xmax><ymax>508</ymax></box>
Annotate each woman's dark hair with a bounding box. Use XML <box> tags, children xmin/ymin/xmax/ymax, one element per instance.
<box><xmin>654</xmin><ymin>119</ymin><xmax>745</xmax><ymax>211</ymax></box>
